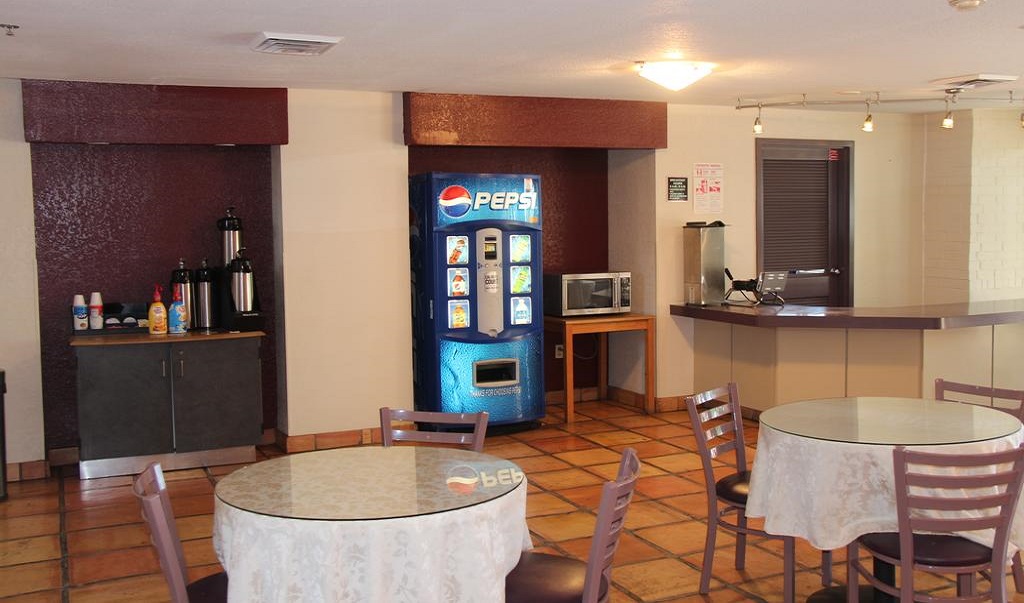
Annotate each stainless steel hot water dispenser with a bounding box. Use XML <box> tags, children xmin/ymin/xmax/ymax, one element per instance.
<box><xmin>683</xmin><ymin>221</ymin><xmax>726</xmax><ymax>305</ymax></box>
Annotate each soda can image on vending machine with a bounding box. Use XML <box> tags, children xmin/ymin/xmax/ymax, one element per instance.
<box><xmin>409</xmin><ymin>172</ymin><xmax>544</xmax><ymax>425</ymax></box>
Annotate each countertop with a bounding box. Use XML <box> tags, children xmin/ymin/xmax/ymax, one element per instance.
<box><xmin>70</xmin><ymin>330</ymin><xmax>265</xmax><ymax>347</ymax></box>
<box><xmin>669</xmin><ymin>299</ymin><xmax>1024</xmax><ymax>330</ymax></box>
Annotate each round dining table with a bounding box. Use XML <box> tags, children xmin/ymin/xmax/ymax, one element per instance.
<box><xmin>213</xmin><ymin>446</ymin><xmax>530</xmax><ymax>603</ymax></box>
<box><xmin>746</xmin><ymin>396</ymin><xmax>1024</xmax><ymax>601</ymax></box>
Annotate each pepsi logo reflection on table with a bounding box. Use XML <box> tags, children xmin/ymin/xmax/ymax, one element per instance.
<box><xmin>445</xmin><ymin>462</ymin><xmax>525</xmax><ymax>495</ymax></box>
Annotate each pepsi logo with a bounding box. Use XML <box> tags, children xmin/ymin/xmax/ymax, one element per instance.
<box><xmin>438</xmin><ymin>185</ymin><xmax>472</xmax><ymax>219</ymax></box>
<box><xmin>445</xmin><ymin>464</ymin><xmax>480</xmax><ymax>495</ymax></box>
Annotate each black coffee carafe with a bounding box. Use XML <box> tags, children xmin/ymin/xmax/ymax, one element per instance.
<box><xmin>170</xmin><ymin>258</ymin><xmax>195</xmax><ymax>329</ymax></box>
<box><xmin>194</xmin><ymin>258</ymin><xmax>215</xmax><ymax>330</ymax></box>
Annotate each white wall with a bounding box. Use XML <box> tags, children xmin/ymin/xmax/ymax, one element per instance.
<box><xmin>970</xmin><ymin>109</ymin><xmax>1024</xmax><ymax>301</ymax></box>
<box><xmin>0</xmin><ymin>78</ymin><xmax>46</xmax><ymax>463</ymax></box>
<box><xmin>274</xmin><ymin>89</ymin><xmax>412</xmax><ymax>435</ymax></box>
<box><xmin>640</xmin><ymin>104</ymin><xmax>925</xmax><ymax>398</ymax></box>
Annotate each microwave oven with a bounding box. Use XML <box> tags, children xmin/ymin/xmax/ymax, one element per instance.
<box><xmin>543</xmin><ymin>272</ymin><xmax>631</xmax><ymax>317</ymax></box>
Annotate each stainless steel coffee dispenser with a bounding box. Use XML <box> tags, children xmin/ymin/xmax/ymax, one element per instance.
<box><xmin>215</xmin><ymin>208</ymin><xmax>263</xmax><ymax>332</ymax></box>
<box><xmin>683</xmin><ymin>221</ymin><xmax>726</xmax><ymax>306</ymax></box>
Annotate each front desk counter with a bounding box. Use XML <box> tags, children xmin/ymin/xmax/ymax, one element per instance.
<box><xmin>670</xmin><ymin>300</ymin><xmax>1024</xmax><ymax>413</ymax></box>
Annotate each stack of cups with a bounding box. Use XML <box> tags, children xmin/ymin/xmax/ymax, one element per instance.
<box><xmin>88</xmin><ymin>292</ymin><xmax>104</xmax><ymax>330</ymax></box>
<box><xmin>72</xmin><ymin>295</ymin><xmax>88</xmax><ymax>331</ymax></box>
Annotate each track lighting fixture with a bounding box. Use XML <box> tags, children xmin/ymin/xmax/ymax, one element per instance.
<box><xmin>941</xmin><ymin>98</ymin><xmax>955</xmax><ymax>129</ymax></box>
<box><xmin>753</xmin><ymin>105</ymin><xmax>764</xmax><ymax>135</ymax></box>
<box><xmin>861</xmin><ymin>100</ymin><xmax>874</xmax><ymax>133</ymax></box>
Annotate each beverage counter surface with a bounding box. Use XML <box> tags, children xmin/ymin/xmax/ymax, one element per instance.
<box><xmin>70</xmin><ymin>330</ymin><xmax>264</xmax><ymax>347</ymax></box>
<box><xmin>669</xmin><ymin>298</ymin><xmax>1024</xmax><ymax>330</ymax></box>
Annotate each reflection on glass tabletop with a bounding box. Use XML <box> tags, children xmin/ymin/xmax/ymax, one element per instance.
<box><xmin>215</xmin><ymin>446</ymin><xmax>524</xmax><ymax>521</ymax></box>
<box><xmin>758</xmin><ymin>397</ymin><xmax>1022</xmax><ymax>445</ymax></box>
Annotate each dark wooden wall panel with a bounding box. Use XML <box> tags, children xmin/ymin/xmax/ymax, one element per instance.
<box><xmin>33</xmin><ymin>144</ymin><xmax>277</xmax><ymax>450</ymax></box>
<box><xmin>404</xmin><ymin>93</ymin><xmax>667</xmax><ymax>149</ymax></box>
<box><xmin>22</xmin><ymin>80</ymin><xmax>288</xmax><ymax>145</ymax></box>
<box><xmin>409</xmin><ymin>146</ymin><xmax>607</xmax><ymax>393</ymax></box>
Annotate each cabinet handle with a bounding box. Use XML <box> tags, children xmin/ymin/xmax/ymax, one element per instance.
<box><xmin>161</xmin><ymin>360</ymin><xmax>167</xmax><ymax>378</ymax></box>
<box><xmin>178</xmin><ymin>359</ymin><xmax>185</xmax><ymax>378</ymax></box>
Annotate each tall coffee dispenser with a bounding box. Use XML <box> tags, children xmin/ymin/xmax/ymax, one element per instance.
<box><xmin>170</xmin><ymin>258</ymin><xmax>195</xmax><ymax>329</ymax></box>
<box><xmin>216</xmin><ymin>208</ymin><xmax>262</xmax><ymax>331</ymax></box>
<box><xmin>194</xmin><ymin>258</ymin><xmax>215</xmax><ymax>330</ymax></box>
<box><xmin>683</xmin><ymin>221</ymin><xmax>726</xmax><ymax>306</ymax></box>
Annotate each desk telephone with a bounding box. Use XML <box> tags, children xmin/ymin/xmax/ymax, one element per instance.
<box><xmin>724</xmin><ymin>268</ymin><xmax>787</xmax><ymax>305</ymax></box>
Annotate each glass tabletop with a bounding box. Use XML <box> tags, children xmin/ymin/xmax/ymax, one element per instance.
<box><xmin>215</xmin><ymin>446</ymin><xmax>524</xmax><ymax>520</ymax></box>
<box><xmin>758</xmin><ymin>397</ymin><xmax>1022</xmax><ymax>445</ymax></box>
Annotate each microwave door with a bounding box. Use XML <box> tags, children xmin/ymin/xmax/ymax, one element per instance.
<box><xmin>565</xmin><ymin>278</ymin><xmax>614</xmax><ymax>314</ymax></box>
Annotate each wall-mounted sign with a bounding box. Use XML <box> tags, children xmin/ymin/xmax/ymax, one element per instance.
<box><xmin>693</xmin><ymin>163</ymin><xmax>723</xmax><ymax>214</ymax></box>
<box><xmin>667</xmin><ymin>176</ymin><xmax>688</xmax><ymax>202</ymax></box>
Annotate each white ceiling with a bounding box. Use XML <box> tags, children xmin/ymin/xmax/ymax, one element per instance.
<box><xmin>2</xmin><ymin>0</ymin><xmax>1023</xmax><ymax>114</ymax></box>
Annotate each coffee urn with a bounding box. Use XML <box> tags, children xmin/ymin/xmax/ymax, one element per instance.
<box><xmin>218</xmin><ymin>206</ymin><xmax>242</xmax><ymax>268</ymax></box>
<box><xmin>194</xmin><ymin>258</ymin><xmax>215</xmax><ymax>330</ymax></box>
<box><xmin>683</xmin><ymin>221</ymin><xmax>726</xmax><ymax>306</ymax></box>
<box><xmin>170</xmin><ymin>258</ymin><xmax>195</xmax><ymax>329</ymax></box>
<box><xmin>229</xmin><ymin>248</ymin><xmax>255</xmax><ymax>313</ymax></box>
<box><xmin>216</xmin><ymin>208</ymin><xmax>262</xmax><ymax>332</ymax></box>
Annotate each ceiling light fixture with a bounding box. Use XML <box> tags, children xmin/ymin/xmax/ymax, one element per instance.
<box><xmin>0</xmin><ymin>23</ymin><xmax>19</xmax><ymax>36</ymax></box>
<box><xmin>861</xmin><ymin>100</ymin><xmax>874</xmax><ymax>133</ymax></box>
<box><xmin>1020</xmin><ymin>112</ymin><xmax>1024</xmax><ymax>129</ymax></box>
<box><xmin>948</xmin><ymin>0</ymin><xmax>986</xmax><ymax>9</ymax></box>
<box><xmin>941</xmin><ymin>97</ymin><xmax>955</xmax><ymax>129</ymax></box>
<box><xmin>636</xmin><ymin>60</ymin><xmax>715</xmax><ymax>92</ymax></box>
<box><xmin>753</xmin><ymin>105</ymin><xmax>764</xmax><ymax>135</ymax></box>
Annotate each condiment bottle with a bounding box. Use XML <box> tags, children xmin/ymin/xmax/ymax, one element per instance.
<box><xmin>148</xmin><ymin>284</ymin><xmax>168</xmax><ymax>335</ymax></box>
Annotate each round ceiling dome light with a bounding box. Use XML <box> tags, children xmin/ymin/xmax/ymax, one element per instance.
<box><xmin>948</xmin><ymin>0</ymin><xmax>985</xmax><ymax>9</ymax></box>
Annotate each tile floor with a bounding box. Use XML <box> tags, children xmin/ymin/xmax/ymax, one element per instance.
<box><xmin>0</xmin><ymin>399</ymin><xmax>1017</xmax><ymax>602</ymax></box>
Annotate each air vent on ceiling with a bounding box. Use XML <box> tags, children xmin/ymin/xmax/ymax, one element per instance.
<box><xmin>929</xmin><ymin>73</ymin><xmax>1019</xmax><ymax>93</ymax></box>
<box><xmin>251</xmin><ymin>32</ymin><xmax>341</xmax><ymax>56</ymax></box>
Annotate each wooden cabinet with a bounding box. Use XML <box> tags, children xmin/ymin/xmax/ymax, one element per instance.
<box><xmin>74</xmin><ymin>333</ymin><xmax>263</xmax><ymax>465</ymax></box>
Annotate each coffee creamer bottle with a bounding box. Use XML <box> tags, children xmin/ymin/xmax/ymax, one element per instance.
<box><xmin>167</xmin><ymin>287</ymin><xmax>187</xmax><ymax>334</ymax></box>
<box><xmin>148</xmin><ymin>284</ymin><xmax>168</xmax><ymax>335</ymax></box>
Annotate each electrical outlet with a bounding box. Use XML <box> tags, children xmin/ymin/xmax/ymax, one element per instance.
<box><xmin>554</xmin><ymin>344</ymin><xmax>564</xmax><ymax>359</ymax></box>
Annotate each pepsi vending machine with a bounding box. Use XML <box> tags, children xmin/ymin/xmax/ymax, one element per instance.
<box><xmin>409</xmin><ymin>172</ymin><xmax>545</xmax><ymax>425</ymax></box>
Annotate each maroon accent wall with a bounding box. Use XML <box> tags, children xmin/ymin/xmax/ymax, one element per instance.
<box><xmin>409</xmin><ymin>146</ymin><xmax>606</xmax><ymax>392</ymax></box>
<box><xmin>404</xmin><ymin>93</ymin><xmax>667</xmax><ymax>149</ymax></box>
<box><xmin>32</xmin><ymin>144</ymin><xmax>277</xmax><ymax>450</ymax></box>
<box><xmin>22</xmin><ymin>80</ymin><xmax>288</xmax><ymax>145</ymax></box>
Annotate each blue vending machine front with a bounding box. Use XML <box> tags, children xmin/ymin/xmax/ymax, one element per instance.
<box><xmin>409</xmin><ymin>172</ymin><xmax>544</xmax><ymax>424</ymax></box>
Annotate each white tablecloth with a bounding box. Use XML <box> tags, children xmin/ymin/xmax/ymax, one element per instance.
<box><xmin>746</xmin><ymin>424</ymin><xmax>1024</xmax><ymax>551</ymax></box>
<box><xmin>214</xmin><ymin>479</ymin><xmax>530</xmax><ymax>602</ymax></box>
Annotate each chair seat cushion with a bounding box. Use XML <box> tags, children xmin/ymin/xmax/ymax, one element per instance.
<box><xmin>859</xmin><ymin>532</ymin><xmax>993</xmax><ymax>567</ymax></box>
<box><xmin>505</xmin><ymin>551</ymin><xmax>607</xmax><ymax>603</ymax></box>
<box><xmin>186</xmin><ymin>571</ymin><xmax>228</xmax><ymax>602</ymax></box>
<box><xmin>715</xmin><ymin>471</ymin><xmax>751</xmax><ymax>506</ymax></box>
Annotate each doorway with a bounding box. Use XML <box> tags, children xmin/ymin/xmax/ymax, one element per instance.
<box><xmin>756</xmin><ymin>139</ymin><xmax>853</xmax><ymax>306</ymax></box>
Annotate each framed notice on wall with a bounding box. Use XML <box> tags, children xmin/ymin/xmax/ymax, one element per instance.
<box><xmin>693</xmin><ymin>163</ymin><xmax>723</xmax><ymax>214</ymax></box>
<box><xmin>667</xmin><ymin>176</ymin><xmax>688</xmax><ymax>202</ymax></box>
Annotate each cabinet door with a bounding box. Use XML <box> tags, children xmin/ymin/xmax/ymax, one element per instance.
<box><xmin>77</xmin><ymin>345</ymin><xmax>174</xmax><ymax>460</ymax></box>
<box><xmin>171</xmin><ymin>339</ymin><xmax>263</xmax><ymax>452</ymax></box>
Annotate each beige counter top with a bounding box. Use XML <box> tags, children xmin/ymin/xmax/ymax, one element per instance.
<box><xmin>70</xmin><ymin>330</ymin><xmax>265</xmax><ymax>347</ymax></box>
<box><xmin>670</xmin><ymin>299</ymin><xmax>1024</xmax><ymax>330</ymax></box>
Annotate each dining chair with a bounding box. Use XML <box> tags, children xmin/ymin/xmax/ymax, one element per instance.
<box><xmin>379</xmin><ymin>407</ymin><xmax>489</xmax><ymax>452</ymax></box>
<box><xmin>131</xmin><ymin>462</ymin><xmax>227</xmax><ymax>603</ymax></box>
<box><xmin>685</xmin><ymin>382</ymin><xmax>832</xmax><ymax>603</ymax></box>
<box><xmin>935</xmin><ymin>377</ymin><xmax>1024</xmax><ymax>593</ymax></box>
<box><xmin>847</xmin><ymin>444</ymin><xmax>1024</xmax><ymax>603</ymax></box>
<box><xmin>504</xmin><ymin>447</ymin><xmax>640</xmax><ymax>603</ymax></box>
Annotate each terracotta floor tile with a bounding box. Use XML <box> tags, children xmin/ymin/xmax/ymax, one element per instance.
<box><xmin>613</xmin><ymin>440</ymin><xmax>685</xmax><ymax>458</ymax></box>
<box><xmin>602</xmin><ymin>414</ymin><xmax>669</xmax><ymax>429</ymax></box>
<box><xmin>63</xmin><ymin>475</ymin><xmax>132</xmax><ymax>492</ymax></box>
<box><xmin>585</xmin><ymin>460</ymin><xmax>665</xmax><ymax>481</ymax></box>
<box><xmin>0</xmin><ymin>513</ymin><xmax>60</xmax><ymax>541</ymax></box>
<box><xmin>2</xmin><ymin>480</ymin><xmax>59</xmax><ymax>498</ymax></box>
<box><xmin>527</xmin><ymin>468</ymin><xmax>605</xmax><ymax>491</ymax></box>
<box><xmin>181</xmin><ymin>537</ymin><xmax>220</xmax><ymax>566</ymax></box>
<box><xmin>635</xmin><ymin>520</ymin><xmax>732</xmax><ymax>556</ymax></box>
<box><xmin>528</xmin><ymin>435</ymin><xmax>600</xmax><ymax>454</ymax></box>
<box><xmin>507</xmin><ymin>426</ymin><xmax>573</xmax><ymax>442</ymax></box>
<box><xmin>560</xmin><ymin>531</ymin><xmax>664</xmax><ymax>565</ymax></box>
<box><xmin>659</xmin><ymin>493</ymin><xmax>711</xmax><ymax>519</ymax></box>
<box><xmin>613</xmin><ymin>557</ymin><xmax>706</xmax><ymax>600</ymax></box>
<box><xmin>573</xmin><ymin>403</ymin><xmax>640</xmax><ymax>420</ymax></box>
<box><xmin>644</xmin><ymin>452</ymin><xmax>705</xmax><ymax>473</ymax></box>
<box><xmin>67</xmin><ymin>573</ymin><xmax>172</xmax><ymax>603</ymax></box>
<box><xmin>622</xmin><ymin>500</ymin><xmax>687</xmax><ymax>530</ymax></box>
<box><xmin>527</xmin><ymin>510</ymin><xmax>596</xmax><ymax>542</ymax></box>
<box><xmin>0</xmin><ymin>535</ymin><xmax>62</xmax><ymax>567</ymax></box>
<box><xmin>558</xmin><ymin>420</ymin><xmax>618</xmax><ymax>435</ymax></box>
<box><xmin>582</xmin><ymin>430</ymin><xmax>651</xmax><ymax>447</ymax></box>
<box><xmin>515</xmin><ymin>455</ymin><xmax>572</xmax><ymax>474</ymax></box>
<box><xmin>629</xmin><ymin>423</ymin><xmax>694</xmax><ymax>439</ymax></box>
<box><xmin>0</xmin><ymin>496</ymin><xmax>60</xmax><ymax>520</ymax></box>
<box><xmin>635</xmin><ymin>474</ymin><xmax>705</xmax><ymax>499</ymax></box>
<box><xmin>63</xmin><ymin>486</ymin><xmax>137</xmax><ymax>512</ymax></box>
<box><xmin>481</xmin><ymin>441</ymin><xmax>545</xmax><ymax>459</ymax></box>
<box><xmin>553</xmin><ymin>447</ymin><xmax>625</xmax><ymax>466</ymax></box>
<box><xmin>65</xmin><ymin>503</ymin><xmax>141</xmax><ymax>533</ymax></box>
<box><xmin>1</xmin><ymin>590</ymin><xmax>65</xmax><ymax>603</ymax></box>
<box><xmin>0</xmin><ymin>560</ymin><xmax>62</xmax><ymax>598</ymax></box>
<box><xmin>555</xmin><ymin>484</ymin><xmax>607</xmax><ymax>509</ymax></box>
<box><xmin>69</xmin><ymin>546</ymin><xmax>160</xmax><ymax>586</ymax></box>
<box><xmin>526</xmin><ymin>492</ymin><xmax>578</xmax><ymax>517</ymax></box>
<box><xmin>66</xmin><ymin>524</ymin><xmax>150</xmax><ymax>556</ymax></box>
